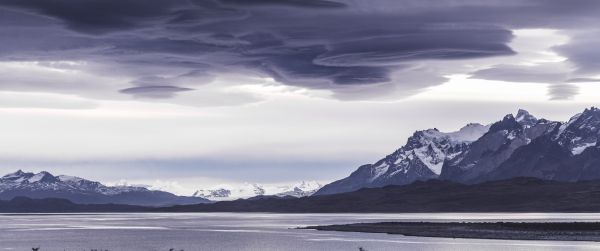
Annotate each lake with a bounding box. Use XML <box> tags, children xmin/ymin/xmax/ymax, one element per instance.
<box><xmin>1</xmin><ymin>213</ymin><xmax>600</xmax><ymax>251</ymax></box>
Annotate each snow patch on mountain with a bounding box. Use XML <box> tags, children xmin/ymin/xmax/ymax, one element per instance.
<box><xmin>57</xmin><ymin>175</ymin><xmax>84</xmax><ymax>183</ymax></box>
<box><xmin>572</xmin><ymin>142</ymin><xmax>596</xmax><ymax>155</ymax></box>
<box><xmin>413</xmin><ymin>144</ymin><xmax>445</xmax><ymax>175</ymax></box>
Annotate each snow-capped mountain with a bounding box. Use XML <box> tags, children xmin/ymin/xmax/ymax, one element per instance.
<box><xmin>274</xmin><ymin>181</ymin><xmax>323</xmax><ymax>197</ymax></box>
<box><xmin>488</xmin><ymin>107</ymin><xmax>600</xmax><ymax>181</ymax></box>
<box><xmin>440</xmin><ymin>110</ymin><xmax>556</xmax><ymax>183</ymax></box>
<box><xmin>193</xmin><ymin>183</ymin><xmax>264</xmax><ymax>200</ymax></box>
<box><xmin>193</xmin><ymin>181</ymin><xmax>323</xmax><ymax>200</ymax></box>
<box><xmin>314</xmin><ymin>122</ymin><xmax>489</xmax><ymax>195</ymax></box>
<box><xmin>1</xmin><ymin>170</ymin><xmax>146</xmax><ymax>195</ymax></box>
<box><xmin>315</xmin><ymin>108</ymin><xmax>600</xmax><ymax>195</ymax></box>
<box><xmin>0</xmin><ymin>170</ymin><xmax>209</xmax><ymax>206</ymax></box>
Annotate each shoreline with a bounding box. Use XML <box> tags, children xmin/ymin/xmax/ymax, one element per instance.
<box><xmin>301</xmin><ymin>222</ymin><xmax>600</xmax><ymax>242</ymax></box>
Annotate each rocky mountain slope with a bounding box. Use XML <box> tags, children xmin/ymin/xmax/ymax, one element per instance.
<box><xmin>488</xmin><ymin>107</ymin><xmax>600</xmax><ymax>181</ymax></box>
<box><xmin>439</xmin><ymin>110</ymin><xmax>555</xmax><ymax>183</ymax></box>
<box><xmin>315</xmin><ymin>123</ymin><xmax>489</xmax><ymax>195</ymax></box>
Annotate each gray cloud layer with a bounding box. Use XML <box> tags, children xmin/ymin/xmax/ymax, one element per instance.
<box><xmin>0</xmin><ymin>0</ymin><xmax>600</xmax><ymax>101</ymax></box>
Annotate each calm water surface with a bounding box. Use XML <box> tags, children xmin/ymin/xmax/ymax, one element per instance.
<box><xmin>1</xmin><ymin>213</ymin><xmax>600</xmax><ymax>251</ymax></box>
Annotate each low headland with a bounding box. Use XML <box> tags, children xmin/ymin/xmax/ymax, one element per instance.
<box><xmin>302</xmin><ymin>222</ymin><xmax>600</xmax><ymax>241</ymax></box>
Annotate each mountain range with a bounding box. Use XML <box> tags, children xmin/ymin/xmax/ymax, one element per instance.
<box><xmin>0</xmin><ymin>170</ymin><xmax>209</xmax><ymax>206</ymax></box>
<box><xmin>315</xmin><ymin>107</ymin><xmax>600</xmax><ymax>195</ymax></box>
<box><xmin>163</xmin><ymin>178</ymin><xmax>600</xmax><ymax>213</ymax></box>
<box><xmin>192</xmin><ymin>181</ymin><xmax>323</xmax><ymax>200</ymax></box>
<box><xmin>0</xmin><ymin>169</ymin><xmax>323</xmax><ymax>204</ymax></box>
<box><xmin>5</xmin><ymin>177</ymin><xmax>600</xmax><ymax>213</ymax></box>
<box><xmin>3</xmin><ymin>107</ymin><xmax>599</xmax><ymax>207</ymax></box>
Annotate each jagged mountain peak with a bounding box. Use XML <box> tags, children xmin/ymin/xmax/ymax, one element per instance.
<box><xmin>554</xmin><ymin>107</ymin><xmax>600</xmax><ymax>155</ymax></box>
<box><xmin>404</xmin><ymin>124</ymin><xmax>491</xmax><ymax>173</ymax></box>
<box><xmin>580</xmin><ymin>107</ymin><xmax>599</xmax><ymax>119</ymax></box>
<box><xmin>464</xmin><ymin>122</ymin><xmax>484</xmax><ymax>128</ymax></box>
<box><xmin>8</xmin><ymin>169</ymin><xmax>25</xmax><ymax>176</ymax></box>
<box><xmin>28</xmin><ymin>171</ymin><xmax>58</xmax><ymax>183</ymax></box>
<box><xmin>1</xmin><ymin>170</ymin><xmax>104</xmax><ymax>187</ymax></box>
<box><xmin>489</xmin><ymin>113</ymin><xmax>521</xmax><ymax>133</ymax></box>
<box><xmin>440</xmin><ymin>109</ymin><xmax>552</xmax><ymax>183</ymax></box>
<box><xmin>559</xmin><ymin>107</ymin><xmax>600</xmax><ymax>132</ymax></box>
<box><xmin>486</xmin><ymin>107</ymin><xmax>600</xmax><ymax>181</ymax></box>
<box><xmin>2</xmin><ymin>170</ymin><xmax>29</xmax><ymax>179</ymax></box>
<box><xmin>515</xmin><ymin>109</ymin><xmax>538</xmax><ymax>127</ymax></box>
<box><xmin>488</xmin><ymin>109</ymin><xmax>538</xmax><ymax>132</ymax></box>
<box><xmin>1</xmin><ymin>170</ymin><xmax>57</xmax><ymax>183</ymax></box>
<box><xmin>563</xmin><ymin>107</ymin><xmax>600</xmax><ymax>125</ymax></box>
<box><xmin>408</xmin><ymin>123</ymin><xmax>489</xmax><ymax>148</ymax></box>
<box><xmin>516</xmin><ymin>109</ymin><xmax>530</xmax><ymax>117</ymax></box>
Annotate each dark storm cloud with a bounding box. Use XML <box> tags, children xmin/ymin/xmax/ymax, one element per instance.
<box><xmin>1</xmin><ymin>0</ymin><xmax>600</xmax><ymax>101</ymax></box>
<box><xmin>240</xmin><ymin>45</ymin><xmax>394</xmax><ymax>87</ymax></box>
<box><xmin>0</xmin><ymin>0</ymin><xmax>185</xmax><ymax>33</ymax></box>
<box><xmin>314</xmin><ymin>27</ymin><xmax>514</xmax><ymax>67</ymax></box>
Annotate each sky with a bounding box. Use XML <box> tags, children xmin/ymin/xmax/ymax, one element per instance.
<box><xmin>1</xmin><ymin>0</ymin><xmax>600</xmax><ymax>195</ymax></box>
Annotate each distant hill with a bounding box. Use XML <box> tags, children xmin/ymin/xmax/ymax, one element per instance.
<box><xmin>0</xmin><ymin>170</ymin><xmax>210</xmax><ymax>206</ymax></box>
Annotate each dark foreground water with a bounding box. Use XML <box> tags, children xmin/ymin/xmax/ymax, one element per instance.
<box><xmin>1</xmin><ymin>213</ymin><xmax>600</xmax><ymax>251</ymax></box>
